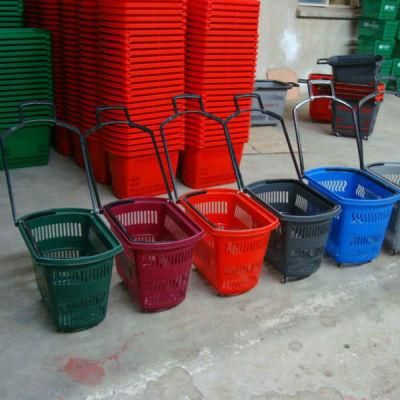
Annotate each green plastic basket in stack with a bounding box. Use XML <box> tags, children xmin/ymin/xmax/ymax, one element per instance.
<box><xmin>0</xmin><ymin>0</ymin><xmax>24</xmax><ymax>28</ymax></box>
<box><xmin>357</xmin><ymin>0</ymin><xmax>400</xmax><ymax>78</ymax></box>
<box><xmin>0</xmin><ymin>28</ymin><xmax>53</xmax><ymax>169</ymax></box>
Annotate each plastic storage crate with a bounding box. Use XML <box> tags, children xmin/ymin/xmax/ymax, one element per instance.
<box><xmin>85</xmin><ymin>105</ymin><xmax>203</xmax><ymax>312</ymax></box>
<box><xmin>0</xmin><ymin>101</ymin><xmax>122</xmax><ymax>332</ymax></box>
<box><xmin>293</xmin><ymin>94</ymin><xmax>400</xmax><ymax>265</ymax></box>
<box><xmin>228</xmin><ymin>94</ymin><xmax>340</xmax><ymax>282</ymax></box>
<box><xmin>358</xmin><ymin>18</ymin><xmax>400</xmax><ymax>41</ymax></box>
<box><xmin>251</xmin><ymin>80</ymin><xmax>297</xmax><ymax>126</ymax></box>
<box><xmin>357</xmin><ymin>38</ymin><xmax>395</xmax><ymax>58</ymax></box>
<box><xmin>362</xmin><ymin>0</ymin><xmax>400</xmax><ymax>20</ymax></box>
<box><xmin>317</xmin><ymin>54</ymin><xmax>384</xmax><ymax>83</ymax></box>
<box><xmin>162</xmin><ymin>95</ymin><xmax>279</xmax><ymax>295</ymax></box>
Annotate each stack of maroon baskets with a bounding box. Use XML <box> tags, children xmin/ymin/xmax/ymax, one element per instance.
<box><xmin>97</xmin><ymin>0</ymin><xmax>186</xmax><ymax>198</ymax></box>
<box><xmin>183</xmin><ymin>0</ymin><xmax>260</xmax><ymax>188</ymax></box>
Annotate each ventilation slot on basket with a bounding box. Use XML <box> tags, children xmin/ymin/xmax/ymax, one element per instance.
<box><xmin>196</xmin><ymin>201</ymin><xmax>228</xmax><ymax>216</ymax></box>
<box><xmin>260</xmin><ymin>190</ymin><xmax>289</xmax><ymax>205</ymax></box>
<box><xmin>234</xmin><ymin>205</ymin><xmax>255</xmax><ymax>229</ymax></box>
<box><xmin>381</xmin><ymin>172</ymin><xmax>400</xmax><ymax>186</ymax></box>
<box><xmin>164</xmin><ymin>214</ymin><xmax>189</xmax><ymax>241</ymax></box>
<box><xmin>294</xmin><ymin>194</ymin><xmax>309</xmax><ymax>214</ymax></box>
<box><xmin>350</xmin><ymin>234</ymin><xmax>383</xmax><ymax>247</ymax></box>
<box><xmin>355</xmin><ymin>184</ymin><xmax>381</xmax><ymax>200</ymax></box>
<box><xmin>289</xmin><ymin>222</ymin><xmax>331</xmax><ymax>240</ymax></box>
<box><xmin>117</xmin><ymin>210</ymin><xmax>158</xmax><ymax>227</ymax></box>
<box><xmin>351</xmin><ymin>209</ymin><xmax>391</xmax><ymax>224</ymax></box>
<box><xmin>33</xmin><ymin>222</ymin><xmax>83</xmax><ymax>242</ymax></box>
<box><xmin>225</xmin><ymin>238</ymin><xmax>266</xmax><ymax>255</ymax></box>
<box><xmin>320</xmin><ymin>179</ymin><xmax>347</xmax><ymax>193</ymax></box>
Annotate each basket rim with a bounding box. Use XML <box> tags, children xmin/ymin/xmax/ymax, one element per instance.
<box><xmin>305</xmin><ymin>167</ymin><xmax>400</xmax><ymax>206</ymax></box>
<box><xmin>246</xmin><ymin>179</ymin><xmax>341</xmax><ymax>222</ymax></box>
<box><xmin>18</xmin><ymin>207</ymin><xmax>122</xmax><ymax>266</ymax></box>
<box><xmin>180</xmin><ymin>188</ymin><xmax>280</xmax><ymax>236</ymax></box>
<box><xmin>103</xmin><ymin>197</ymin><xmax>204</xmax><ymax>250</ymax></box>
<box><xmin>366</xmin><ymin>162</ymin><xmax>400</xmax><ymax>191</ymax></box>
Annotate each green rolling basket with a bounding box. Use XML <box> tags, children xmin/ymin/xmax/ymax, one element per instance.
<box><xmin>1</xmin><ymin>101</ymin><xmax>122</xmax><ymax>332</ymax></box>
<box><xmin>358</xmin><ymin>38</ymin><xmax>395</xmax><ymax>58</ymax></box>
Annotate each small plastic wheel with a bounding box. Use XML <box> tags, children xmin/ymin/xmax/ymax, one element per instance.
<box><xmin>280</xmin><ymin>276</ymin><xmax>288</xmax><ymax>284</ymax></box>
<box><xmin>337</xmin><ymin>263</ymin><xmax>343</xmax><ymax>268</ymax></box>
<box><xmin>334</xmin><ymin>131</ymin><xmax>341</xmax><ymax>137</ymax></box>
<box><xmin>391</xmin><ymin>250</ymin><xmax>397</xmax><ymax>256</ymax></box>
<box><xmin>364</xmin><ymin>136</ymin><xmax>369</xmax><ymax>141</ymax></box>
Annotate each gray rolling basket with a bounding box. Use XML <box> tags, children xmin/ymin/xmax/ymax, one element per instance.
<box><xmin>251</xmin><ymin>80</ymin><xmax>298</xmax><ymax>126</ymax></box>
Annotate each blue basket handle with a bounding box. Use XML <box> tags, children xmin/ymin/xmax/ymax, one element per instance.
<box><xmin>292</xmin><ymin>94</ymin><xmax>364</xmax><ymax>178</ymax></box>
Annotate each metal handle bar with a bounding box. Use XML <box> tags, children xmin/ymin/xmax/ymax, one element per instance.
<box><xmin>317</xmin><ymin>58</ymin><xmax>329</xmax><ymax>65</ymax></box>
<box><xmin>172</xmin><ymin>94</ymin><xmax>206</xmax><ymax>114</ymax></box>
<box><xmin>0</xmin><ymin>100</ymin><xmax>91</xmax><ymax>226</ymax></box>
<box><xmin>226</xmin><ymin>93</ymin><xmax>303</xmax><ymax>182</ymax></box>
<box><xmin>160</xmin><ymin>95</ymin><xmax>230</xmax><ymax>206</ymax></box>
<box><xmin>299</xmin><ymin>78</ymin><xmax>336</xmax><ymax>98</ymax></box>
<box><xmin>292</xmin><ymin>94</ymin><xmax>364</xmax><ymax>177</ymax></box>
<box><xmin>18</xmin><ymin>100</ymin><xmax>56</xmax><ymax>124</ymax></box>
<box><xmin>84</xmin><ymin>105</ymin><xmax>177</xmax><ymax>209</ymax></box>
<box><xmin>95</xmin><ymin>105</ymin><xmax>132</xmax><ymax>127</ymax></box>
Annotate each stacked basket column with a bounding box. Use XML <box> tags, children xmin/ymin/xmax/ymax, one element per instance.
<box><xmin>1</xmin><ymin>0</ymin><xmax>24</xmax><ymax>27</ymax></box>
<box><xmin>75</xmin><ymin>0</ymin><xmax>110</xmax><ymax>184</ymax></box>
<box><xmin>98</xmin><ymin>0</ymin><xmax>186</xmax><ymax>199</ymax></box>
<box><xmin>183</xmin><ymin>0</ymin><xmax>260</xmax><ymax>188</ymax></box>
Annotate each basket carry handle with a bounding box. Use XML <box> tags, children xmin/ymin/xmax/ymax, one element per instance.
<box><xmin>227</xmin><ymin>93</ymin><xmax>303</xmax><ymax>182</ymax></box>
<box><xmin>84</xmin><ymin>105</ymin><xmax>177</xmax><ymax>210</ymax></box>
<box><xmin>172</xmin><ymin>94</ymin><xmax>206</xmax><ymax>114</ymax></box>
<box><xmin>292</xmin><ymin>94</ymin><xmax>364</xmax><ymax>177</ymax></box>
<box><xmin>299</xmin><ymin>78</ymin><xmax>336</xmax><ymax>98</ymax></box>
<box><xmin>357</xmin><ymin>84</ymin><xmax>400</xmax><ymax>172</ymax></box>
<box><xmin>161</xmin><ymin>94</ymin><xmax>237</xmax><ymax>227</ymax></box>
<box><xmin>0</xmin><ymin>100</ymin><xmax>94</xmax><ymax>227</ymax></box>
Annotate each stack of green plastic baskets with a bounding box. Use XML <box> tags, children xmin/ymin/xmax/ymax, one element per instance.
<box><xmin>0</xmin><ymin>28</ymin><xmax>53</xmax><ymax>169</ymax></box>
<box><xmin>357</xmin><ymin>0</ymin><xmax>400</xmax><ymax>81</ymax></box>
<box><xmin>0</xmin><ymin>0</ymin><xmax>24</xmax><ymax>28</ymax></box>
<box><xmin>390</xmin><ymin>7</ymin><xmax>400</xmax><ymax>90</ymax></box>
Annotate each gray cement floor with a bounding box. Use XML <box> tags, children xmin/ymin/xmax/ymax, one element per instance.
<box><xmin>1</xmin><ymin>97</ymin><xmax>399</xmax><ymax>400</ymax></box>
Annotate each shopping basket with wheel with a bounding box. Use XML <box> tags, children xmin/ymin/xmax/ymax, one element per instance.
<box><xmin>226</xmin><ymin>94</ymin><xmax>340</xmax><ymax>283</ymax></box>
<box><xmin>84</xmin><ymin>106</ymin><xmax>203</xmax><ymax>312</ymax></box>
<box><xmin>160</xmin><ymin>95</ymin><xmax>280</xmax><ymax>296</ymax></box>
<box><xmin>0</xmin><ymin>101</ymin><xmax>122</xmax><ymax>332</ymax></box>
<box><xmin>293</xmin><ymin>81</ymin><xmax>400</xmax><ymax>265</ymax></box>
<box><xmin>358</xmin><ymin>81</ymin><xmax>400</xmax><ymax>254</ymax></box>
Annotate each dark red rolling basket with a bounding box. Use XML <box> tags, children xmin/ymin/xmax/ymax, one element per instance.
<box><xmin>83</xmin><ymin>105</ymin><xmax>203</xmax><ymax>312</ymax></box>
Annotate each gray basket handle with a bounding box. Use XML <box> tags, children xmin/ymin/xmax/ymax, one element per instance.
<box><xmin>317</xmin><ymin>58</ymin><xmax>329</xmax><ymax>65</ymax></box>
<box><xmin>293</xmin><ymin>94</ymin><xmax>364</xmax><ymax>177</ymax></box>
<box><xmin>0</xmin><ymin>100</ymin><xmax>91</xmax><ymax>226</ymax></box>
<box><xmin>226</xmin><ymin>93</ymin><xmax>303</xmax><ymax>182</ymax></box>
<box><xmin>84</xmin><ymin>105</ymin><xmax>177</xmax><ymax>210</ymax></box>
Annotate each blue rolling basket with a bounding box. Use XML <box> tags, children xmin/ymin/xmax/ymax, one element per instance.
<box><xmin>293</xmin><ymin>80</ymin><xmax>400</xmax><ymax>265</ymax></box>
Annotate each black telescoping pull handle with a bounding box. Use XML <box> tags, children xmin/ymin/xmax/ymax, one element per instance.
<box><xmin>293</xmin><ymin>94</ymin><xmax>364</xmax><ymax>177</ymax></box>
<box><xmin>18</xmin><ymin>100</ymin><xmax>57</xmax><ymax>124</ymax></box>
<box><xmin>227</xmin><ymin>94</ymin><xmax>303</xmax><ymax>182</ymax></box>
<box><xmin>95</xmin><ymin>105</ymin><xmax>131</xmax><ymax>127</ymax></box>
<box><xmin>172</xmin><ymin>94</ymin><xmax>206</xmax><ymax>114</ymax></box>
<box><xmin>234</xmin><ymin>93</ymin><xmax>264</xmax><ymax>112</ymax></box>
<box><xmin>0</xmin><ymin>104</ymin><xmax>92</xmax><ymax>226</ymax></box>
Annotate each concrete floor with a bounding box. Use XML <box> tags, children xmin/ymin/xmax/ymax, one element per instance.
<box><xmin>1</xmin><ymin>97</ymin><xmax>400</xmax><ymax>400</ymax></box>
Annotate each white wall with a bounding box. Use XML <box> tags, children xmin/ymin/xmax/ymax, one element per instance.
<box><xmin>256</xmin><ymin>0</ymin><xmax>358</xmax><ymax>79</ymax></box>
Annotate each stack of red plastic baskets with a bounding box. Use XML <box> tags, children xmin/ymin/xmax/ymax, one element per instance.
<box><xmin>183</xmin><ymin>0</ymin><xmax>260</xmax><ymax>188</ymax></box>
<box><xmin>24</xmin><ymin>0</ymin><xmax>40</xmax><ymax>27</ymax></box>
<box><xmin>97</xmin><ymin>0</ymin><xmax>186</xmax><ymax>199</ymax></box>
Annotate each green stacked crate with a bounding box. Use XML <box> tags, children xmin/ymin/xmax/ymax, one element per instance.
<box><xmin>0</xmin><ymin>28</ymin><xmax>53</xmax><ymax>169</ymax></box>
<box><xmin>0</xmin><ymin>0</ymin><xmax>24</xmax><ymax>28</ymax></box>
<box><xmin>357</xmin><ymin>0</ymin><xmax>400</xmax><ymax>82</ymax></box>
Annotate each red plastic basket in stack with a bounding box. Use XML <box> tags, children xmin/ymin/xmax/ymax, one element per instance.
<box><xmin>183</xmin><ymin>0</ymin><xmax>260</xmax><ymax>188</ymax></box>
<box><xmin>97</xmin><ymin>0</ymin><xmax>186</xmax><ymax>199</ymax></box>
<box><xmin>72</xmin><ymin>0</ymin><xmax>110</xmax><ymax>184</ymax></box>
<box><xmin>24</xmin><ymin>0</ymin><xmax>40</xmax><ymax>27</ymax></box>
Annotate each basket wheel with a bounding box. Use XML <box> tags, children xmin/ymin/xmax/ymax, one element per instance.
<box><xmin>280</xmin><ymin>276</ymin><xmax>288</xmax><ymax>284</ymax></box>
<box><xmin>334</xmin><ymin>131</ymin><xmax>341</xmax><ymax>137</ymax></box>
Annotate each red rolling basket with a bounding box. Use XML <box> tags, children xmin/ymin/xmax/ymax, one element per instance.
<box><xmin>83</xmin><ymin>105</ymin><xmax>203</xmax><ymax>312</ymax></box>
<box><xmin>161</xmin><ymin>94</ymin><xmax>279</xmax><ymax>295</ymax></box>
<box><xmin>307</xmin><ymin>74</ymin><xmax>333</xmax><ymax>123</ymax></box>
